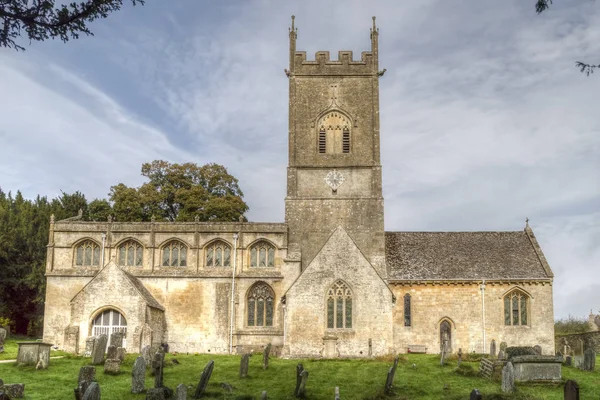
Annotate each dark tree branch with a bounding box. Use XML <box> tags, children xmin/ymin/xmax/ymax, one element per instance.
<box><xmin>535</xmin><ymin>0</ymin><xmax>552</xmax><ymax>13</ymax></box>
<box><xmin>575</xmin><ymin>61</ymin><xmax>600</xmax><ymax>76</ymax></box>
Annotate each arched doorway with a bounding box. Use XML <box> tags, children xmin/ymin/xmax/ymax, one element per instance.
<box><xmin>92</xmin><ymin>309</ymin><xmax>127</xmax><ymax>349</ymax></box>
<box><xmin>440</xmin><ymin>320</ymin><xmax>452</xmax><ymax>353</ymax></box>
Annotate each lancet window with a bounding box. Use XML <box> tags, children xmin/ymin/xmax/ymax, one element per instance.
<box><xmin>247</xmin><ymin>282</ymin><xmax>274</xmax><ymax>327</ymax></box>
<box><xmin>404</xmin><ymin>293</ymin><xmax>412</xmax><ymax>327</ymax></box>
<box><xmin>118</xmin><ymin>240</ymin><xmax>143</xmax><ymax>267</ymax></box>
<box><xmin>75</xmin><ymin>239</ymin><xmax>101</xmax><ymax>266</ymax></box>
<box><xmin>250</xmin><ymin>241</ymin><xmax>275</xmax><ymax>268</ymax></box>
<box><xmin>162</xmin><ymin>240</ymin><xmax>187</xmax><ymax>267</ymax></box>
<box><xmin>504</xmin><ymin>289</ymin><xmax>529</xmax><ymax>326</ymax></box>
<box><xmin>326</xmin><ymin>280</ymin><xmax>352</xmax><ymax>329</ymax></box>
<box><xmin>206</xmin><ymin>240</ymin><xmax>231</xmax><ymax>267</ymax></box>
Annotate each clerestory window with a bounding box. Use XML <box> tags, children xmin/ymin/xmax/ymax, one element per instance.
<box><xmin>75</xmin><ymin>239</ymin><xmax>101</xmax><ymax>266</ymax></box>
<box><xmin>504</xmin><ymin>289</ymin><xmax>529</xmax><ymax>326</ymax></box>
<box><xmin>162</xmin><ymin>240</ymin><xmax>187</xmax><ymax>267</ymax></box>
<box><xmin>206</xmin><ymin>240</ymin><xmax>231</xmax><ymax>267</ymax></box>
<box><xmin>250</xmin><ymin>241</ymin><xmax>276</xmax><ymax>267</ymax></box>
<box><xmin>247</xmin><ymin>282</ymin><xmax>274</xmax><ymax>327</ymax></box>
<box><xmin>326</xmin><ymin>280</ymin><xmax>352</xmax><ymax>329</ymax></box>
<box><xmin>118</xmin><ymin>240</ymin><xmax>143</xmax><ymax>267</ymax></box>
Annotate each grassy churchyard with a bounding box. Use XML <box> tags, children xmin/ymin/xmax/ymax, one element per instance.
<box><xmin>1</xmin><ymin>339</ymin><xmax>599</xmax><ymax>399</ymax></box>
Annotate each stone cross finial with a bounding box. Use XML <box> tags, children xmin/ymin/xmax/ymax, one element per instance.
<box><xmin>108</xmin><ymin>215</ymin><xmax>113</xmax><ymax>223</ymax></box>
<box><xmin>78</xmin><ymin>208</ymin><xmax>83</xmax><ymax>217</ymax></box>
<box><xmin>195</xmin><ymin>215</ymin><xmax>200</xmax><ymax>222</ymax></box>
<box><xmin>151</xmin><ymin>214</ymin><xmax>156</xmax><ymax>223</ymax></box>
<box><xmin>239</xmin><ymin>214</ymin><xmax>244</xmax><ymax>223</ymax></box>
<box><xmin>525</xmin><ymin>217</ymin><xmax>529</xmax><ymax>228</ymax></box>
<box><xmin>50</xmin><ymin>214</ymin><xmax>55</xmax><ymax>223</ymax></box>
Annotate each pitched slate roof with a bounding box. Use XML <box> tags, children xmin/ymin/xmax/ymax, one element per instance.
<box><xmin>121</xmin><ymin>270</ymin><xmax>165</xmax><ymax>310</ymax></box>
<box><xmin>385</xmin><ymin>230</ymin><xmax>553</xmax><ymax>281</ymax></box>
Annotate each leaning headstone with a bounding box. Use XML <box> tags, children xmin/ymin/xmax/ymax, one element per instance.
<box><xmin>296</xmin><ymin>370</ymin><xmax>309</xmax><ymax>398</ymax></box>
<box><xmin>384</xmin><ymin>356</ymin><xmax>399</xmax><ymax>395</ymax></box>
<box><xmin>469</xmin><ymin>389</ymin><xmax>482</xmax><ymax>400</ymax></box>
<box><xmin>176</xmin><ymin>384</ymin><xmax>187</xmax><ymax>400</ymax></box>
<box><xmin>131</xmin><ymin>356</ymin><xmax>147</xmax><ymax>394</ymax></box>
<box><xmin>75</xmin><ymin>366</ymin><xmax>96</xmax><ymax>400</ymax></box>
<box><xmin>260</xmin><ymin>391</ymin><xmax>268</xmax><ymax>400</ymax></box>
<box><xmin>564</xmin><ymin>379</ymin><xmax>579</xmax><ymax>400</ymax></box>
<box><xmin>193</xmin><ymin>360</ymin><xmax>214</xmax><ymax>399</ymax></box>
<box><xmin>294</xmin><ymin>363</ymin><xmax>304</xmax><ymax>397</ymax></box>
<box><xmin>142</xmin><ymin>345</ymin><xmax>153</xmax><ymax>366</ymax></box>
<box><xmin>106</xmin><ymin>345</ymin><xmax>117</xmax><ymax>360</ymax></box>
<box><xmin>490</xmin><ymin>340</ymin><xmax>496</xmax><ymax>357</ymax></box>
<box><xmin>116</xmin><ymin>347</ymin><xmax>126</xmax><ymax>362</ymax></box>
<box><xmin>82</xmin><ymin>382</ymin><xmax>100</xmax><ymax>400</ymax></box>
<box><xmin>583</xmin><ymin>348</ymin><xmax>596</xmax><ymax>371</ymax></box>
<box><xmin>263</xmin><ymin>343</ymin><xmax>271</xmax><ymax>370</ymax></box>
<box><xmin>91</xmin><ymin>334</ymin><xmax>108</xmax><ymax>365</ymax></box>
<box><xmin>84</xmin><ymin>337</ymin><xmax>95</xmax><ymax>357</ymax></box>
<box><xmin>4</xmin><ymin>384</ymin><xmax>25</xmax><ymax>399</ymax></box>
<box><xmin>458</xmin><ymin>348</ymin><xmax>463</xmax><ymax>366</ymax></box>
<box><xmin>239</xmin><ymin>353</ymin><xmax>250</xmax><ymax>378</ymax></box>
<box><xmin>152</xmin><ymin>352</ymin><xmax>165</xmax><ymax>388</ymax></box>
<box><xmin>533</xmin><ymin>345</ymin><xmax>542</xmax><ymax>355</ymax></box>
<box><xmin>565</xmin><ymin>355</ymin><xmax>572</xmax><ymax>366</ymax></box>
<box><xmin>335</xmin><ymin>386</ymin><xmax>340</xmax><ymax>400</ymax></box>
<box><xmin>104</xmin><ymin>358</ymin><xmax>121</xmax><ymax>375</ymax></box>
<box><xmin>501</xmin><ymin>362</ymin><xmax>515</xmax><ymax>393</ymax></box>
<box><xmin>109</xmin><ymin>332</ymin><xmax>124</xmax><ymax>348</ymax></box>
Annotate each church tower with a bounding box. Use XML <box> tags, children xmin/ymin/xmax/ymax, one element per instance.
<box><xmin>285</xmin><ymin>17</ymin><xmax>386</xmax><ymax>276</ymax></box>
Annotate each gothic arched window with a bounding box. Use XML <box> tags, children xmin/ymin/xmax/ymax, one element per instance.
<box><xmin>247</xmin><ymin>282</ymin><xmax>274</xmax><ymax>327</ymax></box>
<box><xmin>250</xmin><ymin>241</ymin><xmax>276</xmax><ymax>268</ymax></box>
<box><xmin>75</xmin><ymin>239</ymin><xmax>101</xmax><ymax>266</ymax></box>
<box><xmin>162</xmin><ymin>240</ymin><xmax>187</xmax><ymax>267</ymax></box>
<box><xmin>326</xmin><ymin>280</ymin><xmax>352</xmax><ymax>329</ymax></box>
<box><xmin>504</xmin><ymin>289</ymin><xmax>529</xmax><ymax>326</ymax></box>
<box><xmin>206</xmin><ymin>240</ymin><xmax>231</xmax><ymax>267</ymax></box>
<box><xmin>404</xmin><ymin>293</ymin><xmax>412</xmax><ymax>327</ymax></box>
<box><xmin>118</xmin><ymin>240</ymin><xmax>143</xmax><ymax>267</ymax></box>
<box><xmin>317</xmin><ymin>112</ymin><xmax>351</xmax><ymax>154</ymax></box>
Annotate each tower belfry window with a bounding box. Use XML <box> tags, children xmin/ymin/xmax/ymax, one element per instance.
<box><xmin>317</xmin><ymin>112</ymin><xmax>351</xmax><ymax>154</ymax></box>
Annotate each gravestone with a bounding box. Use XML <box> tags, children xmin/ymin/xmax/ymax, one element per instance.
<box><xmin>0</xmin><ymin>326</ymin><xmax>6</xmax><ymax>353</ymax></box>
<box><xmin>260</xmin><ymin>391</ymin><xmax>268</xmax><ymax>400</ymax></box>
<box><xmin>82</xmin><ymin>382</ymin><xmax>100</xmax><ymax>400</ymax></box>
<box><xmin>501</xmin><ymin>362</ymin><xmax>515</xmax><ymax>393</ymax></box>
<box><xmin>109</xmin><ymin>332</ymin><xmax>124</xmax><ymax>348</ymax></box>
<box><xmin>84</xmin><ymin>337</ymin><xmax>95</xmax><ymax>357</ymax></box>
<box><xmin>106</xmin><ymin>345</ymin><xmax>117</xmax><ymax>360</ymax></box>
<box><xmin>469</xmin><ymin>389</ymin><xmax>482</xmax><ymax>400</ymax></box>
<box><xmin>457</xmin><ymin>348</ymin><xmax>463</xmax><ymax>367</ymax></box>
<box><xmin>384</xmin><ymin>356</ymin><xmax>399</xmax><ymax>395</ymax></box>
<box><xmin>564</xmin><ymin>379</ymin><xmax>579</xmax><ymax>400</ymax></box>
<box><xmin>490</xmin><ymin>340</ymin><xmax>496</xmax><ymax>357</ymax></box>
<box><xmin>193</xmin><ymin>360</ymin><xmax>214</xmax><ymax>399</ymax></box>
<box><xmin>499</xmin><ymin>342</ymin><xmax>508</xmax><ymax>352</ymax></box>
<box><xmin>176</xmin><ymin>384</ymin><xmax>187</xmax><ymax>400</ymax></box>
<box><xmin>440</xmin><ymin>340</ymin><xmax>447</xmax><ymax>366</ymax></box>
<box><xmin>104</xmin><ymin>358</ymin><xmax>121</xmax><ymax>375</ymax></box>
<box><xmin>153</xmin><ymin>352</ymin><xmax>165</xmax><ymax>388</ymax></box>
<box><xmin>132</xmin><ymin>356</ymin><xmax>147</xmax><ymax>394</ymax></box>
<box><xmin>91</xmin><ymin>335</ymin><xmax>108</xmax><ymax>365</ymax></box>
<box><xmin>146</xmin><ymin>388</ymin><xmax>166</xmax><ymax>400</ymax></box>
<box><xmin>76</xmin><ymin>366</ymin><xmax>96</xmax><ymax>398</ymax></box>
<box><xmin>498</xmin><ymin>350</ymin><xmax>505</xmax><ymax>360</ymax></box>
<box><xmin>142</xmin><ymin>345</ymin><xmax>153</xmax><ymax>366</ymax></box>
<box><xmin>117</xmin><ymin>347</ymin><xmax>126</xmax><ymax>362</ymax></box>
<box><xmin>296</xmin><ymin>370</ymin><xmax>309</xmax><ymax>398</ymax></box>
<box><xmin>3</xmin><ymin>384</ymin><xmax>25</xmax><ymax>399</ymax></box>
<box><xmin>565</xmin><ymin>355</ymin><xmax>572</xmax><ymax>366</ymax></box>
<box><xmin>335</xmin><ymin>386</ymin><xmax>340</xmax><ymax>400</ymax></box>
<box><xmin>263</xmin><ymin>343</ymin><xmax>271</xmax><ymax>370</ymax></box>
<box><xmin>583</xmin><ymin>348</ymin><xmax>596</xmax><ymax>371</ymax></box>
<box><xmin>239</xmin><ymin>353</ymin><xmax>250</xmax><ymax>378</ymax></box>
<box><xmin>533</xmin><ymin>345</ymin><xmax>542</xmax><ymax>355</ymax></box>
<box><xmin>294</xmin><ymin>363</ymin><xmax>304</xmax><ymax>397</ymax></box>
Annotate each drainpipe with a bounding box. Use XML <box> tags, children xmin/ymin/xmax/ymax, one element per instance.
<box><xmin>101</xmin><ymin>233</ymin><xmax>106</xmax><ymax>266</ymax></box>
<box><xmin>229</xmin><ymin>233</ymin><xmax>239</xmax><ymax>354</ymax></box>
<box><xmin>480</xmin><ymin>280</ymin><xmax>486</xmax><ymax>354</ymax></box>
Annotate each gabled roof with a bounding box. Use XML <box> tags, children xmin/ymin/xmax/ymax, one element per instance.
<box><xmin>385</xmin><ymin>228</ymin><xmax>553</xmax><ymax>281</ymax></box>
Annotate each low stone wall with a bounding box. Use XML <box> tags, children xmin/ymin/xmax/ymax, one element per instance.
<box><xmin>555</xmin><ymin>332</ymin><xmax>600</xmax><ymax>354</ymax></box>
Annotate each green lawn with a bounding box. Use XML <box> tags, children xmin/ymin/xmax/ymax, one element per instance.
<box><xmin>0</xmin><ymin>340</ymin><xmax>599</xmax><ymax>399</ymax></box>
<box><xmin>0</xmin><ymin>336</ymin><xmax>69</xmax><ymax>361</ymax></box>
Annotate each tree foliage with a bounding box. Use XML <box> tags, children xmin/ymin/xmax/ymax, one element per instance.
<box><xmin>0</xmin><ymin>0</ymin><xmax>144</xmax><ymax>51</ymax></box>
<box><xmin>555</xmin><ymin>315</ymin><xmax>592</xmax><ymax>335</ymax></box>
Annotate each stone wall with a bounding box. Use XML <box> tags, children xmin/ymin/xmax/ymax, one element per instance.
<box><xmin>556</xmin><ymin>332</ymin><xmax>600</xmax><ymax>354</ymax></box>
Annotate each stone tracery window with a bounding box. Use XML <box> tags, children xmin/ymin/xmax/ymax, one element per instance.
<box><xmin>404</xmin><ymin>293</ymin><xmax>411</xmax><ymax>327</ymax></box>
<box><xmin>326</xmin><ymin>280</ymin><xmax>352</xmax><ymax>329</ymax></box>
<box><xmin>247</xmin><ymin>282</ymin><xmax>274</xmax><ymax>327</ymax></box>
<box><xmin>118</xmin><ymin>240</ymin><xmax>143</xmax><ymax>267</ymax></box>
<box><xmin>162</xmin><ymin>240</ymin><xmax>187</xmax><ymax>267</ymax></box>
<box><xmin>318</xmin><ymin>112</ymin><xmax>351</xmax><ymax>154</ymax></box>
<box><xmin>250</xmin><ymin>241</ymin><xmax>275</xmax><ymax>267</ymax></box>
<box><xmin>206</xmin><ymin>240</ymin><xmax>231</xmax><ymax>267</ymax></box>
<box><xmin>504</xmin><ymin>289</ymin><xmax>529</xmax><ymax>326</ymax></box>
<box><xmin>75</xmin><ymin>239</ymin><xmax>101</xmax><ymax>266</ymax></box>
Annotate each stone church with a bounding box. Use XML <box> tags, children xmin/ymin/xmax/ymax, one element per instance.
<box><xmin>42</xmin><ymin>17</ymin><xmax>555</xmax><ymax>358</ymax></box>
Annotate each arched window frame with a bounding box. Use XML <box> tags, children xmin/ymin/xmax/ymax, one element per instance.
<box><xmin>205</xmin><ymin>239</ymin><xmax>232</xmax><ymax>267</ymax></box>
<box><xmin>116</xmin><ymin>239</ymin><xmax>144</xmax><ymax>267</ymax></box>
<box><xmin>404</xmin><ymin>293</ymin><xmax>412</xmax><ymax>327</ymax></box>
<box><xmin>74</xmin><ymin>238</ymin><xmax>101</xmax><ymax>267</ymax></box>
<box><xmin>503</xmin><ymin>288</ymin><xmax>530</xmax><ymax>326</ymax></box>
<box><xmin>326</xmin><ymin>280</ymin><xmax>353</xmax><ymax>329</ymax></box>
<box><xmin>90</xmin><ymin>308</ymin><xmax>128</xmax><ymax>349</ymax></box>
<box><xmin>161</xmin><ymin>240</ymin><xmax>188</xmax><ymax>267</ymax></box>
<box><xmin>247</xmin><ymin>282</ymin><xmax>275</xmax><ymax>327</ymax></box>
<box><xmin>249</xmin><ymin>240</ymin><xmax>276</xmax><ymax>268</ymax></box>
<box><xmin>316</xmin><ymin>111</ymin><xmax>352</xmax><ymax>154</ymax></box>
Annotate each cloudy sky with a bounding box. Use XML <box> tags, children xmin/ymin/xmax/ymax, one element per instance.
<box><xmin>1</xmin><ymin>0</ymin><xmax>598</xmax><ymax>319</ymax></box>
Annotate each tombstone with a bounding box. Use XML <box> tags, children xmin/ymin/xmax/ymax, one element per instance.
<box><xmin>498</xmin><ymin>350</ymin><xmax>505</xmax><ymax>360</ymax></box>
<box><xmin>294</xmin><ymin>363</ymin><xmax>304</xmax><ymax>397</ymax></box>
<box><xmin>335</xmin><ymin>386</ymin><xmax>340</xmax><ymax>400</ymax></box>
<box><xmin>239</xmin><ymin>353</ymin><xmax>250</xmax><ymax>378</ymax></box>
<box><xmin>565</xmin><ymin>355</ymin><xmax>572</xmax><ymax>366</ymax></box>
<box><xmin>501</xmin><ymin>362</ymin><xmax>515</xmax><ymax>393</ymax></box>
<box><xmin>440</xmin><ymin>340</ymin><xmax>447</xmax><ymax>366</ymax></box>
<box><xmin>78</xmin><ymin>366</ymin><xmax>96</xmax><ymax>385</ymax></box>
<box><xmin>574</xmin><ymin>338</ymin><xmax>584</xmax><ymax>356</ymax></box>
<box><xmin>146</xmin><ymin>387</ymin><xmax>166</xmax><ymax>400</ymax></box>
<box><xmin>142</xmin><ymin>345</ymin><xmax>153</xmax><ymax>366</ymax></box>
<box><xmin>263</xmin><ymin>343</ymin><xmax>271</xmax><ymax>370</ymax></box>
<box><xmin>260</xmin><ymin>391</ymin><xmax>268</xmax><ymax>400</ymax></box>
<box><xmin>457</xmin><ymin>348</ymin><xmax>463</xmax><ymax>367</ymax></box>
<box><xmin>490</xmin><ymin>340</ymin><xmax>496</xmax><ymax>357</ymax></box>
<box><xmin>104</xmin><ymin>358</ymin><xmax>121</xmax><ymax>375</ymax></box>
<box><xmin>3</xmin><ymin>384</ymin><xmax>25</xmax><ymax>399</ymax></box>
<box><xmin>84</xmin><ymin>337</ymin><xmax>95</xmax><ymax>357</ymax></box>
<box><xmin>384</xmin><ymin>356</ymin><xmax>399</xmax><ymax>395</ymax></box>
<box><xmin>82</xmin><ymin>382</ymin><xmax>100</xmax><ymax>400</ymax></box>
<box><xmin>296</xmin><ymin>370</ymin><xmax>309</xmax><ymax>398</ymax></box>
<box><xmin>499</xmin><ymin>342</ymin><xmax>507</xmax><ymax>352</ymax></box>
<box><xmin>109</xmin><ymin>332</ymin><xmax>124</xmax><ymax>348</ymax></box>
<box><xmin>152</xmin><ymin>352</ymin><xmax>165</xmax><ymax>388</ymax></box>
<box><xmin>132</xmin><ymin>356</ymin><xmax>147</xmax><ymax>394</ymax></box>
<box><xmin>564</xmin><ymin>379</ymin><xmax>579</xmax><ymax>400</ymax></box>
<box><xmin>116</xmin><ymin>347</ymin><xmax>126</xmax><ymax>362</ymax></box>
<box><xmin>583</xmin><ymin>348</ymin><xmax>596</xmax><ymax>371</ymax></box>
<box><xmin>0</xmin><ymin>326</ymin><xmax>6</xmax><ymax>353</ymax></box>
<box><xmin>193</xmin><ymin>360</ymin><xmax>214</xmax><ymax>399</ymax></box>
<box><xmin>91</xmin><ymin>335</ymin><xmax>108</xmax><ymax>365</ymax></box>
<box><xmin>106</xmin><ymin>345</ymin><xmax>117</xmax><ymax>360</ymax></box>
<box><xmin>469</xmin><ymin>389</ymin><xmax>482</xmax><ymax>400</ymax></box>
<box><xmin>176</xmin><ymin>383</ymin><xmax>187</xmax><ymax>400</ymax></box>
<box><xmin>556</xmin><ymin>351</ymin><xmax>563</xmax><ymax>362</ymax></box>
<box><xmin>533</xmin><ymin>345</ymin><xmax>542</xmax><ymax>355</ymax></box>
<box><xmin>161</xmin><ymin>343</ymin><xmax>170</xmax><ymax>353</ymax></box>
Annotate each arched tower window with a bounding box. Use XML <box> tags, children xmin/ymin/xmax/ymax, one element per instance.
<box><xmin>317</xmin><ymin>112</ymin><xmax>351</xmax><ymax>154</ymax></box>
<box><xmin>75</xmin><ymin>239</ymin><xmax>101</xmax><ymax>266</ymax></box>
<box><xmin>118</xmin><ymin>240</ymin><xmax>143</xmax><ymax>267</ymax></box>
<box><xmin>326</xmin><ymin>280</ymin><xmax>352</xmax><ymax>329</ymax></box>
<box><xmin>247</xmin><ymin>282</ymin><xmax>274</xmax><ymax>327</ymax></box>
<box><xmin>206</xmin><ymin>240</ymin><xmax>231</xmax><ymax>267</ymax></box>
<box><xmin>504</xmin><ymin>289</ymin><xmax>529</xmax><ymax>326</ymax></box>
<box><xmin>404</xmin><ymin>293</ymin><xmax>411</xmax><ymax>327</ymax></box>
<box><xmin>162</xmin><ymin>240</ymin><xmax>187</xmax><ymax>267</ymax></box>
<box><xmin>250</xmin><ymin>241</ymin><xmax>276</xmax><ymax>268</ymax></box>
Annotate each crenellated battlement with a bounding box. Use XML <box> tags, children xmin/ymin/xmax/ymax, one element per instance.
<box><xmin>293</xmin><ymin>50</ymin><xmax>375</xmax><ymax>76</ymax></box>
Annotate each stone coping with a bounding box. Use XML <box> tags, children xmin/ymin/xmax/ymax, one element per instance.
<box><xmin>17</xmin><ymin>342</ymin><xmax>53</xmax><ymax>346</ymax></box>
<box><xmin>510</xmin><ymin>355</ymin><xmax>562</xmax><ymax>363</ymax></box>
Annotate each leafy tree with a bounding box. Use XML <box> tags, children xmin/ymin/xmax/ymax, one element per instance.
<box><xmin>535</xmin><ymin>0</ymin><xmax>599</xmax><ymax>75</ymax></box>
<box><xmin>1</xmin><ymin>0</ymin><xmax>144</xmax><ymax>51</ymax></box>
<box><xmin>88</xmin><ymin>198</ymin><xmax>112</xmax><ymax>221</ymax></box>
<box><xmin>110</xmin><ymin>160</ymin><xmax>249</xmax><ymax>222</ymax></box>
<box><xmin>555</xmin><ymin>315</ymin><xmax>592</xmax><ymax>335</ymax></box>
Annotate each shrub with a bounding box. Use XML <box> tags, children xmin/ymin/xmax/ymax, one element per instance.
<box><xmin>555</xmin><ymin>315</ymin><xmax>592</xmax><ymax>335</ymax></box>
